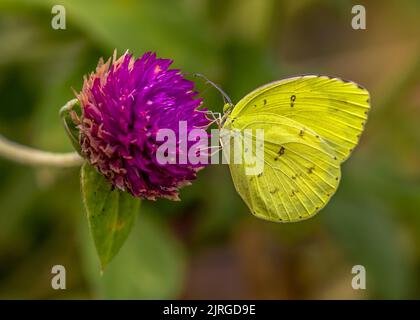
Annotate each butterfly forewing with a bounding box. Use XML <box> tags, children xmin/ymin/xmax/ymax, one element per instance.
<box><xmin>229</xmin><ymin>75</ymin><xmax>370</xmax><ymax>162</ymax></box>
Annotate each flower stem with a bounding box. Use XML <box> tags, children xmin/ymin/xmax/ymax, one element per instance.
<box><xmin>0</xmin><ymin>99</ymin><xmax>84</xmax><ymax>168</ymax></box>
<box><xmin>0</xmin><ymin>134</ymin><xmax>83</xmax><ymax>167</ymax></box>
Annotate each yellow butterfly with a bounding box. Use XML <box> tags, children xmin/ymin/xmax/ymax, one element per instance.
<box><xmin>221</xmin><ymin>75</ymin><xmax>370</xmax><ymax>223</ymax></box>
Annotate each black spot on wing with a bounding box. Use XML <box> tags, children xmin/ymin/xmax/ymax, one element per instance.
<box><xmin>290</xmin><ymin>95</ymin><xmax>296</xmax><ymax>107</ymax></box>
<box><xmin>278</xmin><ymin>146</ymin><xmax>285</xmax><ymax>155</ymax></box>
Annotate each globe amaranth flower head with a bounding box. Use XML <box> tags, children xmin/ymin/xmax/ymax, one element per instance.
<box><xmin>72</xmin><ymin>51</ymin><xmax>211</xmax><ymax>200</ymax></box>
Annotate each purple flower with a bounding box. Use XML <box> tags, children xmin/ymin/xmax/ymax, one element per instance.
<box><xmin>72</xmin><ymin>51</ymin><xmax>210</xmax><ymax>200</ymax></box>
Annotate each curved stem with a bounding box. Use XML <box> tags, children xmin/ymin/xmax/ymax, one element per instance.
<box><xmin>0</xmin><ymin>99</ymin><xmax>84</xmax><ymax>168</ymax></box>
<box><xmin>0</xmin><ymin>134</ymin><xmax>83</xmax><ymax>167</ymax></box>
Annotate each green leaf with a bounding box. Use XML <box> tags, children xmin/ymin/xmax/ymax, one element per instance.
<box><xmin>81</xmin><ymin>162</ymin><xmax>140</xmax><ymax>270</ymax></box>
<box><xmin>80</xmin><ymin>210</ymin><xmax>186</xmax><ymax>299</ymax></box>
<box><xmin>60</xmin><ymin>99</ymin><xmax>82</xmax><ymax>155</ymax></box>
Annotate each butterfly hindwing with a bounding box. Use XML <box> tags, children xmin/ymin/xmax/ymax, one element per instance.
<box><xmin>224</xmin><ymin>113</ymin><xmax>340</xmax><ymax>222</ymax></box>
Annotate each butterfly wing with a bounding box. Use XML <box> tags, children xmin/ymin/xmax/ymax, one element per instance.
<box><xmin>223</xmin><ymin>75</ymin><xmax>370</xmax><ymax>222</ymax></box>
<box><xmin>229</xmin><ymin>75</ymin><xmax>370</xmax><ymax>162</ymax></box>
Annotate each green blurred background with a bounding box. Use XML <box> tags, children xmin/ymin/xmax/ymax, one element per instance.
<box><xmin>0</xmin><ymin>0</ymin><xmax>419</xmax><ymax>299</ymax></box>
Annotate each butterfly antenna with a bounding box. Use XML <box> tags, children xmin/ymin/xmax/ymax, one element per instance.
<box><xmin>193</xmin><ymin>73</ymin><xmax>233</xmax><ymax>107</ymax></box>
